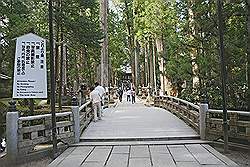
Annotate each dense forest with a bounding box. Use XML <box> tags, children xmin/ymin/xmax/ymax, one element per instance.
<box><xmin>0</xmin><ymin>0</ymin><xmax>249</xmax><ymax>111</ymax></box>
<box><xmin>112</xmin><ymin>0</ymin><xmax>249</xmax><ymax>111</ymax></box>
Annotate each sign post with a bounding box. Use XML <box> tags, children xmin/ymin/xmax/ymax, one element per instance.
<box><xmin>13</xmin><ymin>33</ymin><xmax>47</xmax><ymax>99</ymax></box>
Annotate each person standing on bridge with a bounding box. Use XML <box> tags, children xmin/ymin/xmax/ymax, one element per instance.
<box><xmin>131</xmin><ymin>88</ymin><xmax>135</xmax><ymax>104</ymax></box>
<box><xmin>94</xmin><ymin>82</ymin><xmax>105</xmax><ymax>116</ymax></box>
<box><xmin>89</xmin><ymin>86</ymin><xmax>102</xmax><ymax>122</ymax></box>
<box><xmin>126</xmin><ymin>88</ymin><xmax>131</xmax><ymax>102</ymax></box>
<box><xmin>117</xmin><ymin>87</ymin><xmax>123</xmax><ymax>102</ymax></box>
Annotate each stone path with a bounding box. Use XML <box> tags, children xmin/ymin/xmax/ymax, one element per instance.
<box><xmin>48</xmin><ymin>144</ymin><xmax>238</xmax><ymax>167</ymax></box>
<box><xmin>81</xmin><ymin>99</ymin><xmax>198</xmax><ymax>140</ymax></box>
<box><xmin>48</xmin><ymin>98</ymin><xmax>239</xmax><ymax>167</ymax></box>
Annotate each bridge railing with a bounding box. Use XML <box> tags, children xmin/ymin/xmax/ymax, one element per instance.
<box><xmin>154</xmin><ymin>96</ymin><xmax>200</xmax><ymax>131</ymax></box>
<box><xmin>6</xmin><ymin>100</ymin><xmax>93</xmax><ymax>161</ymax></box>
<box><xmin>207</xmin><ymin>109</ymin><xmax>250</xmax><ymax>142</ymax></box>
<box><xmin>154</xmin><ymin>96</ymin><xmax>250</xmax><ymax>143</ymax></box>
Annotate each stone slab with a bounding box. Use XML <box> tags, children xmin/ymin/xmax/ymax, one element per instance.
<box><xmin>105</xmin><ymin>153</ymin><xmax>129</xmax><ymax>167</ymax></box>
<box><xmin>48</xmin><ymin>147</ymin><xmax>75</xmax><ymax>167</ymax></box>
<box><xmin>186</xmin><ymin>144</ymin><xmax>224</xmax><ymax>165</ymax></box>
<box><xmin>176</xmin><ymin>161</ymin><xmax>200</xmax><ymax>167</ymax></box>
<box><xmin>84</xmin><ymin>147</ymin><xmax>111</xmax><ymax>163</ymax></box>
<box><xmin>129</xmin><ymin>158</ymin><xmax>151</xmax><ymax>167</ymax></box>
<box><xmin>57</xmin><ymin>155</ymin><xmax>85</xmax><ymax>167</ymax></box>
<box><xmin>149</xmin><ymin>145</ymin><xmax>170</xmax><ymax>154</ymax></box>
<box><xmin>70</xmin><ymin>146</ymin><xmax>93</xmax><ymax>155</ymax></box>
<box><xmin>168</xmin><ymin>145</ymin><xmax>196</xmax><ymax>162</ymax></box>
<box><xmin>130</xmin><ymin>145</ymin><xmax>150</xmax><ymax>158</ymax></box>
<box><xmin>80</xmin><ymin>161</ymin><xmax>104</xmax><ymax>167</ymax></box>
<box><xmin>151</xmin><ymin>153</ymin><xmax>176</xmax><ymax>167</ymax></box>
<box><xmin>112</xmin><ymin>146</ymin><xmax>130</xmax><ymax>154</ymax></box>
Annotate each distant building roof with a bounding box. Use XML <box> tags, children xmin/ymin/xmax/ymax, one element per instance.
<box><xmin>0</xmin><ymin>74</ymin><xmax>11</xmax><ymax>80</ymax></box>
<box><xmin>121</xmin><ymin>65</ymin><xmax>132</xmax><ymax>74</ymax></box>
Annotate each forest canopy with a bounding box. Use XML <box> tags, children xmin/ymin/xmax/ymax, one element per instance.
<box><xmin>0</xmin><ymin>0</ymin><xmax>249</xmax><ymax>111</ymax></box>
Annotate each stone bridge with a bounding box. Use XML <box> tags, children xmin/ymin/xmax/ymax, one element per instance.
<box><xmin>5</xmin><ymin>95</ymin><xmax>249</xmax><ymax>166</ymax></box>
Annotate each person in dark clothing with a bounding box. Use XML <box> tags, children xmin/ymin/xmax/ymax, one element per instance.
<box><xmin>78</xmin><ymin>83</ymin><xmax>88</xmax><ymax>105</ymax></box>
<box><xmin>117</xmin><ymin>88</ymin><xmax>123</xmax><ymax>102</ymax></box>
<box><xmin>131</xmin><ymin>88</ymin><xmax>136</xmax><ymax>104</ymax></box>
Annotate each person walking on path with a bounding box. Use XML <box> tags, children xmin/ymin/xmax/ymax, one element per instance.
<box><xmin>131</xmin><ymin>88</ymin><xmax>135</xmax><ymax>104</ymax></box>
<box><xmin>117</xmin><ymin>87</ymin><xmax>123</xmax><ymax>102</ymax></box>
<box><xmin>89</xmin><ymin>86</ymin><xmax>102</xmax><ymax>122</ymax></box>
<box><xmin>126</xmin><ymin>89</ymin><xmax>131</xmax><ymax>102</ymax></box>
<box><xmin>94</xmin><ymin>82</ymin><xmax>105</xmax><ymax>116</ymax></box>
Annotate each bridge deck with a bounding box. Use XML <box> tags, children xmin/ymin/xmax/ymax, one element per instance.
<box><xmin>80</xmin><ymin>100</ymin><xmax>198</xmax><ymax>140</ymax></box>
<box><xmin>48</xmin><ymin>99</ymin><xmax>239</xmax><ymax>167</ymax></box>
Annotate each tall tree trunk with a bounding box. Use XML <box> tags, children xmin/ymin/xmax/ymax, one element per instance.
<box><xmin>145</xmin><ymin>44</ymin><xmax>150</xmax><ymax>87</ymax></box>
<box><xmin>247</xmin><ymin>0</ymin><xmax>250</xmax><ymax>111</ymax></box>
<box><xmin>141</xmin><ymin>45</ymin><xmax>146</xmax><ymax>87</ymax></box>
<box><xmin>156</xmin><ymin>37</ymin><xmax>165</xmax><ymax>95</ymax></box>
<box><xmin>100</xmin><ymin>0</ymin><xmax>109</xmax><ymax>87</ymax></box>
<box><xmin>0</xmin><ymin>43</ymin><xmax>2</xmax><ymax>74</ymax></box>
<box><xmin>55</xmin><ymin>1</ymin><xmax>60</xmax><ymax>89</ymax></box>
<box><xmin>75</xmin><ymin>51</ymin><xmax>80</xmax><ymax>91</ymax></box>
<box><xmin>58</xmin><ymin>0</ymin><xmax>63</xmax><ymax>110</ymax></box>
<box><xmin>143</xmin><ymin>43</ymin><xmax>149</xmax><ymax>87</ymax></box>
<box><xmin>124</xmin><ymin>0</ymin><xmax>135</xmax><ymax>88</ymax></box>
<box><xmin>135</xmin><ymin>40</ymin><xmax>140</xmax><ymax>91</ymax></box>
<box><xmin>62</xmin><ymin>45</ymin><xmax>67</xmax><ymax>96</ymax></box>
<box><xmin>58</xmin><ymin>28</ymin><xmax>63</xmax><ymax>110</ymax></box>
<box><xmin>133</xmin><ymin>40</ymin><xmax>139</xmax><ymax>90</ymax></box>
<box><xmin>55</xmin><ymin>40</ymin><xmax>59</xmax><ymax>87</ymax></box>
<box><xmin>153</xmin><ymin>40</ymin><xmax>157</xmax><ymax>94</ymax></box>
<box><xmin>148</xmin><ymin>38</ymin><xmax>154</xmax><ymax>95</ymax></box>
<box><xmin>188</xmin><ymin>0</ymin><xmax>199</xmax><ymax>89</ymax></box>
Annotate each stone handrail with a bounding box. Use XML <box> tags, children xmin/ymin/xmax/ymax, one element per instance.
<box><xmin>19</xmin><ymin>112</ymin><xmax>72</xmax><ymax>121</ymax></box>
<box><xmin>78</xmin><ymin>101</ymin><xmax>93</xmax><ymax>135</ymax></box>
<box><xmin>154</xmin><ymin>96</ymin><xmax>200</xmax><ymax>132</ymax></box>
<box><xmin>17</xmin><ymin>112</ymin><xmax>74</xmax><ymax>155</ymax></box>
<box><xmin>206</xmin><ymin>109</ymin><xmax>250</xmax><ymax>142</ymax></box>
<box><xmin>154</xmin><ymin>96</ymin><xmax>250</xmax><ymax>144</ymax></box>
<box><xmin>6</xmin><ymin>100</ymin><xmax>93</xmax><ymax>160</ymax></box>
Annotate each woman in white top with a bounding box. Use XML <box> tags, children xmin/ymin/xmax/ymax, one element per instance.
<box><xmin>126</xmin><ymin>89</ymin><xmax>131</xmax><ymax>102</ymax></box>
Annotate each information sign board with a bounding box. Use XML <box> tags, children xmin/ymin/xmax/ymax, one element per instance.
<box><xmin>12</xmin><ymin>33</ymin><xmax>47</xmax><ymax>98</ymax></box>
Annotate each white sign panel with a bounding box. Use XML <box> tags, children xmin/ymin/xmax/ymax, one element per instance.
<box><xmin>13</xmin><ymin>33</ymin><xmax>47</xmax><ymax>98</ymax></box>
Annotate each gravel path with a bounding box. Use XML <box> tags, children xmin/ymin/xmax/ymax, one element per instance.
<box><xmin>213</xmin><ymin>147</ymin><xmax>250</xmax><ymax>167</ymax></box>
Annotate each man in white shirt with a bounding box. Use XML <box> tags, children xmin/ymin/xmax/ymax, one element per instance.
<box><xmin>89</xmin><ymin>86</ymin><xmax>102</xmax><ymax>122</ymax></box>
<box><xmin>94</xmin><ymin>82</ymin><xmax>105</xmax><ymax>97</ymax></box>
<box><xmin>94</xmin><ymin>82</ymin><xmax>106</xmax><ymax>116</ymax></box>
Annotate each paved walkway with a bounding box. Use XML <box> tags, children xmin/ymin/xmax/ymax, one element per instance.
<box><xmin>80</xmin><ymin>99</ymin><xmax>198</xmax><ymax>140</ymax></box>
<box><xmin>48</xmin><ymin>98</ymin><xmax>239</xmax><ymax>167</ymax></box>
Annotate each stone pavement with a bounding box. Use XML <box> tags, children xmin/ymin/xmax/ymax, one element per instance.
<box><xmin>48</xmin><ymin>98</ymin><xmax>239</xmax><ymax>167</ymax></box>
<box><xmin>48</xmin><ymin>144</ymin><xmax>238</xmax><ymax>167</ymax></box>
<box><xmin>80</xmin><ymin>99</ymin><xmax>198</xmax><ymax>140</ymax></box>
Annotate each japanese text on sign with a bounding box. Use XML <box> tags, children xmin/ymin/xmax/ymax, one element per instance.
<box><xmin>13</xmin><ymin>33</ymin><xmax>47</xmax><ymax>98</ymax></box>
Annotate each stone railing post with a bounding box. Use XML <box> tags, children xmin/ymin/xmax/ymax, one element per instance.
<box><xmin>199</xmin><ymin>103</ymin><xmax>208</xmax><ymax>140</ymax></box>
<box><xmin>72</xmin><ymin>97</ymin><xmax>80</xmax><ymax>143</ymax></box>
<box><xmin>6</xmin><ymin>100</ymin><xmax>18</xmax><ymax>161</ymax></box>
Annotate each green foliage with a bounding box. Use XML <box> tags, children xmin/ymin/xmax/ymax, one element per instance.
<box><xmin>108</xmin><ymin>9</ymin><xmax>129</xmax><ymax>72</ymax></box>
<box><xmin>0</xmin><ymin>0</ymin><xmax>248</xmax><ymax>111</ymax></box>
